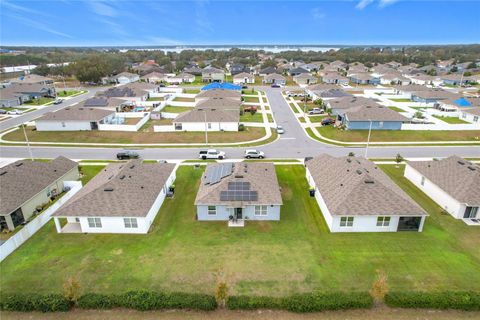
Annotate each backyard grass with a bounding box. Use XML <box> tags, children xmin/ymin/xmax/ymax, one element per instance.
<box><xmin>389</xmin><ymin>98</ymin><xmax>412</xmax><ymax>102</ymax></box>
<box><xmin>240</xmin><ymin>112</ymin><xmax>263</xmax><ymax>123</ymax></box>
<box><xmin>147</xmin><ymin>97</ymin><xmax>164</xmax><ymax>101</ymax></box>
<box><xmin>308</xmin><ymin>115</ymin><xmax>329</xmax><ymax>123</ymax></box>
<box><xmin>161</xmin><ymin>105</ymin><xmax>193</xmax><ymax>113</ymax></box>
<box><xmin>56</xmin><ymin>90</ymin><xmax>83</xmax><ymax>97</ymax></box>
<box><xmin>184</xmin><ymin>89</ymin><xmax>200</xmax><ymax>94</ymax></box>
<box><xmin>242</xmin><ymin>96</ymin><xmax>260</xmax><ymax>103</ymax></box>
<box><xmin>316</xmin><ymin>126</ymin><xmax>480</xmax><ymax>142</ymax></box>
<box><xmin>4</xmin><ymin>126</ymin><xmax>267</xmax><ymax>144</ymax></box>
<box><xmin>173</xmin><ymin>97</ymin><xmax>195</xmax><ymax>103</ymax></box>
<box><xmin>22</xmin><ymin>97</ymin><xmax>54</xmax><ymax>106</ymax></box>
<box><xmin>1</xmin><ymin>165</ymin><xmax>479</xmax><ymax>296</ymax></box>
<box><xmin>388</xmin><ymin>106</ymin><xmax>406</xmax><ymax>112</ymax></box>
<box><xmin>241</xmin><ymin>89</ymin><xmax>259</xmax><ymax>95</ymax></box>
<box><xmin>432</xmin><ymin>115</ymin><xmax>470</xmax><ymax>124</ymax></box>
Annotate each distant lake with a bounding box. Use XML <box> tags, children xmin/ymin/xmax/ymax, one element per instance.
<box><xmin>118</xmin><ymin>45</ymin><xmax>342</xmax><ymax>53</ymax></box>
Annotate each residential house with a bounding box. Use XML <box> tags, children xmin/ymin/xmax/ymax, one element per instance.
<box><xmin>410</xmin><ymin>89</ymin><xmax>461</xmax><ymax>104</ymax></box>
<box><xmin>141</xmin><ymin>72</ymin><xmax>166</xmax><ymax>83</ymax></box>
<box><xmin>10</xmin><ymin>74</ymin><xmax>54</xmax><ymax>85</ymax></box>
<box><xmin>341</xmin><ymin>104</ymin><xmax>409</xmax><ymax>130</ymax></box>
<box><xmin>329</xmin><ymin>60</ymin><xmax>347</xmax><ymax>70</ymax></box>
<box><xmin>459</xmin><ymin>107</ymin><xmax>480</xmax><ymax>123</ymax></box>
<box><xmin>183</xmin><ymin>66</ymin><xmax>203</xmax><ymax>76</ymax></box>
<box><xmin>108</xmin><ymin>72</ymin><xmax>140</xmax><ymax>85</ymax></box>
<box><xmin>379</xmin><ymin>73</ymin><xmax>411</xmax><ymax>85</ymax></box>
<box><xmin>306</xmin><ymin>84</ymin><xmax>351</xmax><ymax>101</ymax></box>
<box><xmin>0</xmin><ymin>83</ymin><xmax>56</xmax><ymax>107</ymax></box>
<box><xmin>202</xmin><ymin>67</ymin><xmax>225</xmax><ymax>83</ymax></box>
<box><xmin>305</xmin><ymin>154</ymin><xmax>427</xmax><ymax>232</ymax></box>
<box><xmin>288</xmin><ymin>67</ymin><xmax>309</xmax><ymax>76</ymax></box>
<box><xmin>230</xmin><ymin>63</ymin><xmax>246</xmax><ymax>75</ymax></box>
<box><xmin>404</xmin><ymin>156</ymin><xmax>479</xmax><ymax>223</ymax></box>
<box><xmin>293</xmin><ymin>73</ymin><xmax>318</xmax><ymax>85</ymax></box>
<box><xmin>35</xmin><ymin>106</ymin><xmax>115</xmax><ymax>131</ymax></box>
<box><xmin>349</xmin><ymin>73</ymin><xmax>380</xmax><ymax>85</ymax></box>
<box><xmin>258</xmin><ymin>66</ymin><xmax>277</xmax><ymax>76</ymax></box>
<box><xmin>441</xmin><ymin>74</ymin><xmax>478</xmax><ymax>86</ymax></box>
<box><xmin>0</xmin><ymin>157</ymin><xmax>79</xmax><ymax>231</ymax></box>
<box><xmin>165</xmin><ymin>72</ymin><xmax>195</xmax><ymax>84</ymax></box>
<box><xmin>321</xmin><ymin>72</ymin><xmax>349</xmax><ymax>85</ymax></box>
<box><xmin>262</xmin><ymin>73</ymin><xmax>286</xmax><ymax>86</ymax></box>
<box><xmin>406</xmin><ymin>74</ymin><xmax>442</xmax><ymax>86</ymax></box>
<box><xmin>195</xmin><ymin>162</ymin><xmax>283</xmax><ymax>226</ymax></box>
<box><xmin>53</xmin><ymin>160</ymin><xmax>176</xmax><ymax>234</ymax></box>
<box><xmin>302</xmin><ymin>63</ymin><xmax>321</xmax><ymax>72</ymax></box>
<box><xmin>386</xmin><ymin>61</ymin><xmax>402</xmax><ymax>69</ymax></box>
<box><xmin>233</xmin><ymin>72</ymin><xmax>255</xmax><ymax>84</ymax></box>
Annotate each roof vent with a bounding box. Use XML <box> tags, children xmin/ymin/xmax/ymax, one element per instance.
<box><xmin>457</xmin><ymin>160</ymin><xmax>465</xmax><ymax>165</ymax></box>
<box><xmin>356</xmin><ymin>169</ymin><xmax>362</xmax><ymax>175</ymax></box>
<box><xmin>0</xmin><ymin>171</ymin><xmax>7</xmax><ymax>176</ymax></box>
<box><xmin>141</xmin><ymin>186</ymin><xmax>144</xmax><ymax>189</ymax></box>
<box><xmin>104</xmin><ymin>187</ymin><xmax>114</xmax><ymax>192</ymax></box>
<box><xmin>15</xmin><ymin>162</ymin><xmax>23</xmax><ymax>167</ymax></box>
<box><xmin>364</xmin><ymin>179</ymin><xmax>374</xmax><ymax>184</ymax></box>
<box><xmin>79</xmin><ymin>107</ymin><xmax>84</xmax><ymax>110</ymax></box>
<box><xmin>340</xmin><ymin>183</ymin><xmax>343</xmax><ymax>186</ymax></box>
<box><xmin>120</xmin><ymin>175</ymin><xmax>126</xmax><ymax>180</ymax></box>
<box><xmin>130</xmin><ymin>165</ymin><xmax>135</xmax><ymax>169</ymax></box>
<box><xmin>467</xmin><ymin>166</ymin><xmax>477</xmax><ymax>171</ymax></box>
<box><xmin>235</xmin><ymin>175</ymin><xmax>244</xmax><ymax>178</ymax></box>
<box><xmin>346</xmin><ymin>158</ymin><xmax>352</xmax><ymax>163</ymax></box>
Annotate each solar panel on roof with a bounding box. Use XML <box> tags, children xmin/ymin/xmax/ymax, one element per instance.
<box><xmin>220</xmin><ymin>190</ymin><xmax>258</xmax><ymax>201</ymax></box>
<box><xmin>204</xmin><ymin>163</ymin><xmax>233</xmax><ymax>185</ymax></box>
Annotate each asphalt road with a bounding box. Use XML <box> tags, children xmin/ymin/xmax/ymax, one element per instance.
<box><xmin>0</xmin><ymin>86</ymin><xmax>479</xmax><ymax>160</ymax></box>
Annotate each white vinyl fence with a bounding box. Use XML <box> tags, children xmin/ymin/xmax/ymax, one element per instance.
<box><xmin>0</xmin><ymin>181</ymin><xmax>82</xmax><ymax>262</ymax></box>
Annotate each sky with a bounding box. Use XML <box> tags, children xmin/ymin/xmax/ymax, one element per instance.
<box><xmin>0</xmin><ymin>0</ymin><xmax>479</xmax><ymax>46</ymax></box>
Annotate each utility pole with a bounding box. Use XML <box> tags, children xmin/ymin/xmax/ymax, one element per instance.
<box><xmin>22</xmin><ymin>124</ymin><xmax>34</xmax><ymax>161</ymax></box>
<box><xmin>204</xmin><ymin>110</ymin><xmax>208</xmax><ymax>145</ymax></box>
<box><xmin>364</xmin><ymin>120</ymin><xmax>373</xmax><ymax>158</ymax></box>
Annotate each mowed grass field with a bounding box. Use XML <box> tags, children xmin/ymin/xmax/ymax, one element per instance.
<box><xmin>4</xmin><ymin>127</ymin><xmax>266</xmax><ymax>144</ymax></box>
<box><xmin>1</xmin><ymin>165</ymin><xmax>479</xmax><ymax>296</ymax></box>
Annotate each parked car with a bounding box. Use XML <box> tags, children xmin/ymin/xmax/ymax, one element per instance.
<box><xmin>53</xmin><ymin>98</ymin><xmax>63</xmax><ymax>105</ymax></box>
<box><xmin>271</xmin><ymin>84</ymin><xmax>281</xmax><ymax>88</ymax></box>
<box><xmin>276</xmin><ymin>125</ymin><xmax>285</xmax><ymax>134</ymax></box>
<box><xmin>308</xmin><ymin>108</ymin><xmax>324</xmax><ymax>115</ymax></box>
<box><xmin>198</xmin><ymin>149</ymin><xmax>226</xmax><ymax>160</ymax></box>
<box><xmin>241</xmin><ymin>85</ymin><xmax>248</xmax><ymax>89</ymax></box>
<box><xmin>321</xmin><ymin>117</ymin><xmax>335</xmax><ymax>126</ymax></box>
<box><xmin>244</xmin><ymin>149</ymin><xmax>265</xmax><ymax>159</ymax></box>
<box><xmin>7</xmin><ymin>109</ymin><xmax>22</xmax><ymax>115</ymax></box>
<box><xmin>0</xmin><ymin>109</ymin><xmax>7</xmax><ymax>114</ymax></box>
<box><xmin>116</xmin><ymin>151</ymin><xmax>140</xmax><ymax>160</ymax></box>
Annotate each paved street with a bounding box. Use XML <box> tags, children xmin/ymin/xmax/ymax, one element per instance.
<box><xmin>0</xmin><ymin>86</ymin><xmax>479</xmax><ymax>161</ymax></box>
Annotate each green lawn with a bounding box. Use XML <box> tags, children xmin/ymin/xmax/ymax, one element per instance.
<box><xmin>147</xmin><ymin>97</ymin><xmax>164</xmax><ymax>101</ymax></box>
<box><xmin>267</xmin><ymin>113</ymin><xmax>274</xmax><ymax>123</ymax></box>
<box><xmin>432</xmin><ymin>115</ymin><xmax>470</xmax><ymax>124</ymax></box>
<box><xmin>173</xmin><ymin>97</ymin><xmax>195</xmax><ymax>103</ymax></box>
<box><xmin>240</xmin><ymin>112</ymin><xmax>263</xmax><ymax>123</ymax></box>
<box><xmin>184</xmin><ymin>89</ymin><xmax>200</xmax><ymax>94</ymax></box>
<box><xmin>317</xmin><ymin>126</ymin><xmax>480</xmax><ymax>142</ymax></box>
<box><xmin>388</xmin><ymin>106</ymin><xmax>406</xmax><ymax>112</ymax></box>
<box><xmin>308</xmin><ymin>115</ymin><xmax>329</xmax><ymax>123</ymax></box>
<box><xmin>1</xmin><ymin>165</ymin><xmax>479</xmax><ymax>297</ymax></box>
<box><xmin>161</xmin><ymin>105</ymin><xmax>193</xmax><ymax>113</ymax></box>
<box><xmin>243</xmin><ymin>96</ymin><xmax>260</xmax><ymax>103</ymax></box>
<box><xmin>289</xmin><ymin>103</ymin><xmax>300</xmax><ymax>114</ymax></box>
<box><xmin>22</xmin><ymin>97</ymin><xmax>54</xmax><ymax>105</ymax></box>
<box><xmin>241</xmin><ymin>90</ymin><xmax>260</xmax><ymax>95</ymax></box>
<box><xmin>390</xmin><ymin>98</ymin><xmax>412</xmax><ymax>102</ymax></box>
<box><xmin>56</xmin><ymin>90</ymin><xmax>83</xmax><ymax>97</ymax></box>
<box><xmin>298</xmin><ymin>117</ymin><xmax>306</xmax><ymax>123</ymax></box>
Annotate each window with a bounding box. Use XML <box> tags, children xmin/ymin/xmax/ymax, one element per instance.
<box><xmin>61</xmin><ymin>122</ymin><xmax>66</xmax><ymax>127</ymax></box>
<box><xmin>207</xmin><ymin>123</ymin><xmax>212</xmax><ymax>129</ymax></box>
<box><xmin>378</xmin><ymin>121</ymin><xmax>384</xmax><ymax>128</ymax></box>
<box><xmin>421</xmin><ymin>176</ymin><xmax>425</xmax><ymax>186</ymax></box>
<box><xmin>207</xmin><ymin>206</ymin><xmax>216</xmax><ymax>215</ymax></box>
<box><xmin>340</xmin><ymin>217</ymin><xmax>354</xmax><ymax>227</ymax></box>
<box><xmin>255</xmin><ymin>205</ymin><xmax>268</xmax><ymax>216</ymax></box>
<box><xmin>87</xmin><ymin>217</ymin><xmax>102</xmax><ymax>228</ymax></box>
<box><xmin>376</xmin><ymin>216</ymin><xmax>391</xmax><ymax>227</ymax></box>
<box><xmin>462</xmin><ymin>112</ymin><xmax>467</xmax><ymax>119</ymax></box>
<box><xmin>474</xmin><ymin>116</ymin><xmax>479</xmax><ymax>123</ymax></box>
<box><xmin>124</xmin><ymin>218</ymin><xmax>138</xmax><ymax>228</ymax></box>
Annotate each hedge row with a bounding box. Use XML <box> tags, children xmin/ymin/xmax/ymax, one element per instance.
<box><xmin>228</xmin><ymin>292</ymin><xmax>374</xmax><ymax>313</ymax></box>
<box><xmin>385</xmin><ymin>291</ymin><xmax>480</xmax><ymax>311</ymax></box>
<box><xmin>1</xmin><ymin>291</ymin><xmax>217</xmax><ymax>312</ymax></box>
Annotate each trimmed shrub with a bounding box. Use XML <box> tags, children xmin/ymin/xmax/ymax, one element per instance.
<box><xmin>227</xmin><ymin>295</ymin><xmax>283</xmax><ymax>310</ymax></box>
<box><xmin>77</xmin><ymin>293</ymin><xmax>116</xmax><ymax>309</ymax></box>
<box><xmin>0</xmin><ymin>294</ymin><xmax>72</xmax><ymax>312</ymax></box>
<box><xmin>284</xmin><ymin>292</ymin><xmax>373</xmax><ymax>313</ymax></box>
<box><xmin>385</xmin><ymin>291</ymin><xmax>480</xmax><ymax>311</ymax></box>
<box><xmin>116</xmin><ymin>290</ymin><xmax>217</xmax><ymax>311</ymax></box>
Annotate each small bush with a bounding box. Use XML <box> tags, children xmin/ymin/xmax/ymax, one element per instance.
<box><xmin>227</xmin><ymin>295</ymin><xmax>283</xmax><ymax>310</ymax></box>
<box><xmin>238</xmin><ymin>124</ymin><xmax>245</xmax><ymax>131</ymax></box>
<box><xmin>385</xmin><ymin>291</ymin><xmax>480</xmax><ymax>311</ymax></box>
<box><xmin>284</xmin><ymin>292</ymin><xmax>373</xmax><ymax>313</ymax></box>
<box><xmin>0</xmin><ymin>294</ymin><xmax>72</xmax><ymax>312</ymax></box>
<box><xmin>116</xmin><ymin>290</ymin><xmax>216</xmax><ymax>311</ymax></box>
<box><xmin>77</xmin><ymin>293</ymin><xmax>116</xmax><ymax>309</ymax></box>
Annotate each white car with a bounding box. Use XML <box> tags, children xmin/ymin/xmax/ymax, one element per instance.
<box><xmin>198</xmin><ymin>149</ymin><xmax>226</xmax><ymax>160</ymax></box>
<box><xmin>276</xmin><ymin>125</ymin><xmax>285</xmax><ymax>134</ymax></box>
<box><xmin>244</xmin><ymin>149</ymin><xmax>265</xmax><ymax>159</ymax></box>
<box><xmin>7</xmin><ymin>109</ymin><xmax>23</xmax><ymax>115</ymax></box>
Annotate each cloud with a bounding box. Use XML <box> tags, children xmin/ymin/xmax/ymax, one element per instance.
<box><xmin>149</xmin><ymin>37</ymin><xmax>183</xmax><ymax>46</ymax></box>
<box><xmin>311</xmin><ymin>8</ymin><xmax>326</xmax><ymax>20</ymax></box>
<box><xmin>356</xmin><ymin>0</ymin><xmax>374</xmax><ymax>9</ymax></box>
<box><xmin>5</xmin><ymin>13</ymin><xmax>72</xmax><ymax>38</ymax></box>
<box><xmin>194</xmin><ymin>0</ymin><xmax>213</xmax><ymax>35</ymax></box>
<box><xmin>379</xmin><ymin>0</ymin><xmax>400</xmax><ymax>7</ymax></box>
<box><xmin>2</xmin><ymin>0</ymin><xmax>51</xmax><ymax>17</ymax></box>
<box><xmin>89</xmin><ymin>1</ymin><xmax>118</xmax><ymax>17</ymax></box>
<box><xmin>97</xmin><ymin>18</ymin><xmax>129</xmax><ymax>37</ymax></box>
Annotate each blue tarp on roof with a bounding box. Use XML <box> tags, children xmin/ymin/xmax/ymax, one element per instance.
<box><xmin>454</xmin><ymin>97</ymin><xmax>472</xmax><ymax>107</ymax></box>
<box><xmin>201</xmin><ymin>82</ymin><xmax>241</xmax><ymax>91</ymax></box>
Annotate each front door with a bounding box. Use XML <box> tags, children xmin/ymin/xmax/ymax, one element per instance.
<box><xmin>90</xmin><ymin>122</ymin><xmax>98</xmax><ymax>130</ymax></box>
<box><xmin>235</xmin><ymin>208</ymin><xmax>243</xmax><ymax>220</ymax></box>
<box><xmin>464</xmin><ymin>207</ymin><xmax>479</xmax><ymax>219</ymax></box>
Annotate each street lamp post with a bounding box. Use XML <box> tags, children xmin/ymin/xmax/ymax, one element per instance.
<box><xmin>22</xmin><ymin>124</ymin><xmax>34</xmax><ymax>161</ymax></box>
<box><xmin>364</xmin><ymin>119</ymin><xmax>373</xmax><ymax>158</ymax></box>
<box><xmin>203</xmin><ymin>110</ymin><xmax>208</xmax><ymax>145</ymax></box>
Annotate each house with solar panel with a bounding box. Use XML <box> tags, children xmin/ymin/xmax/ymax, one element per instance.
<box><xmin>194</xmin><ymin>162</ymin><xmax>283</xmax><ymax>227</ymax></box>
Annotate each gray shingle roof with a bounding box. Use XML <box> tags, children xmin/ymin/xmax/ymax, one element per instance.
<box><xmin>195</xmin><ymin>162</ymin><xmax>283</xmax><ymax>206</ymax></box>
<box><xmin>0</xmin><ymin>157</ymin><xmax>78</xmax><ymax>216</ymax></box>
<box><xmin>36</xmin><ymin>106</ymin><xmax>114</xmax><ymax>122</ymax></box>
<box><xmin>407</xmin><ymin>156</ymin><xmax>480</xmax><ymax>205</ymax></box>
<box><xmin>345</xmin><ymin>105</ymin><xmax>409</xmax><ymax>122</ymax></box>
<box><xmin>54</xmin><ymin>160</ymin><xmax>176</xmax><ymax>217</ymax></box>
<box><xmin>306</xmin><ymin>154</ymin><xmax>426</xmax><ymax>216</ymax></box>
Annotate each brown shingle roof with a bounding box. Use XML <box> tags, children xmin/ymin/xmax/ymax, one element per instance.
<box><xmin>306</xmin><ymin>155</ymin><xmax>426</xmax><ymax>216</ymax></box>
<box><xmin>195</xmin><ymin>162</ymin><xmax>283</xmax><ymax>206</ymax></box>
<box><xmin>54</xmin><ymin>160</ymin><xmax>176</xmax><ymax>217</ymax></box>
<box><xmin>407</xmin><ymin>156</ymin><xmax>480</xmax><ymax>205</ymax></box>
<box><xmin>0</xmin><ymin>157</ymin><xmax>78</xmax><ymax>216</ymax></box>
<box><xmin>36</xmin><ymin>106</ymin><xmax>114</xmax><ymax>122</ymax></box>
<box><xmin>345</xmin><ymin>105</ymin><xmax>409</xmax><ymax>122</ymax></box>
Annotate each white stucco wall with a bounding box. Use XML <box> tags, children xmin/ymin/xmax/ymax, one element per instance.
<box><xmin>197</xmin><ymin>204</ymin><xmax>281</xmax><ymax>221</ymax></box>
<box><xmin>36</xmin><ymin>120</ymin><xmax>93</xmax><ymax>131</ymax></box>
<box><xmin>404</xmin><ymin>164</ymin><xmax>465</xmax><ymax>219</ymax></box>
<box><xmin>176</xmin><ymin>122</ymin><xmax>238</xmax><ymax>132</ymax></box>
